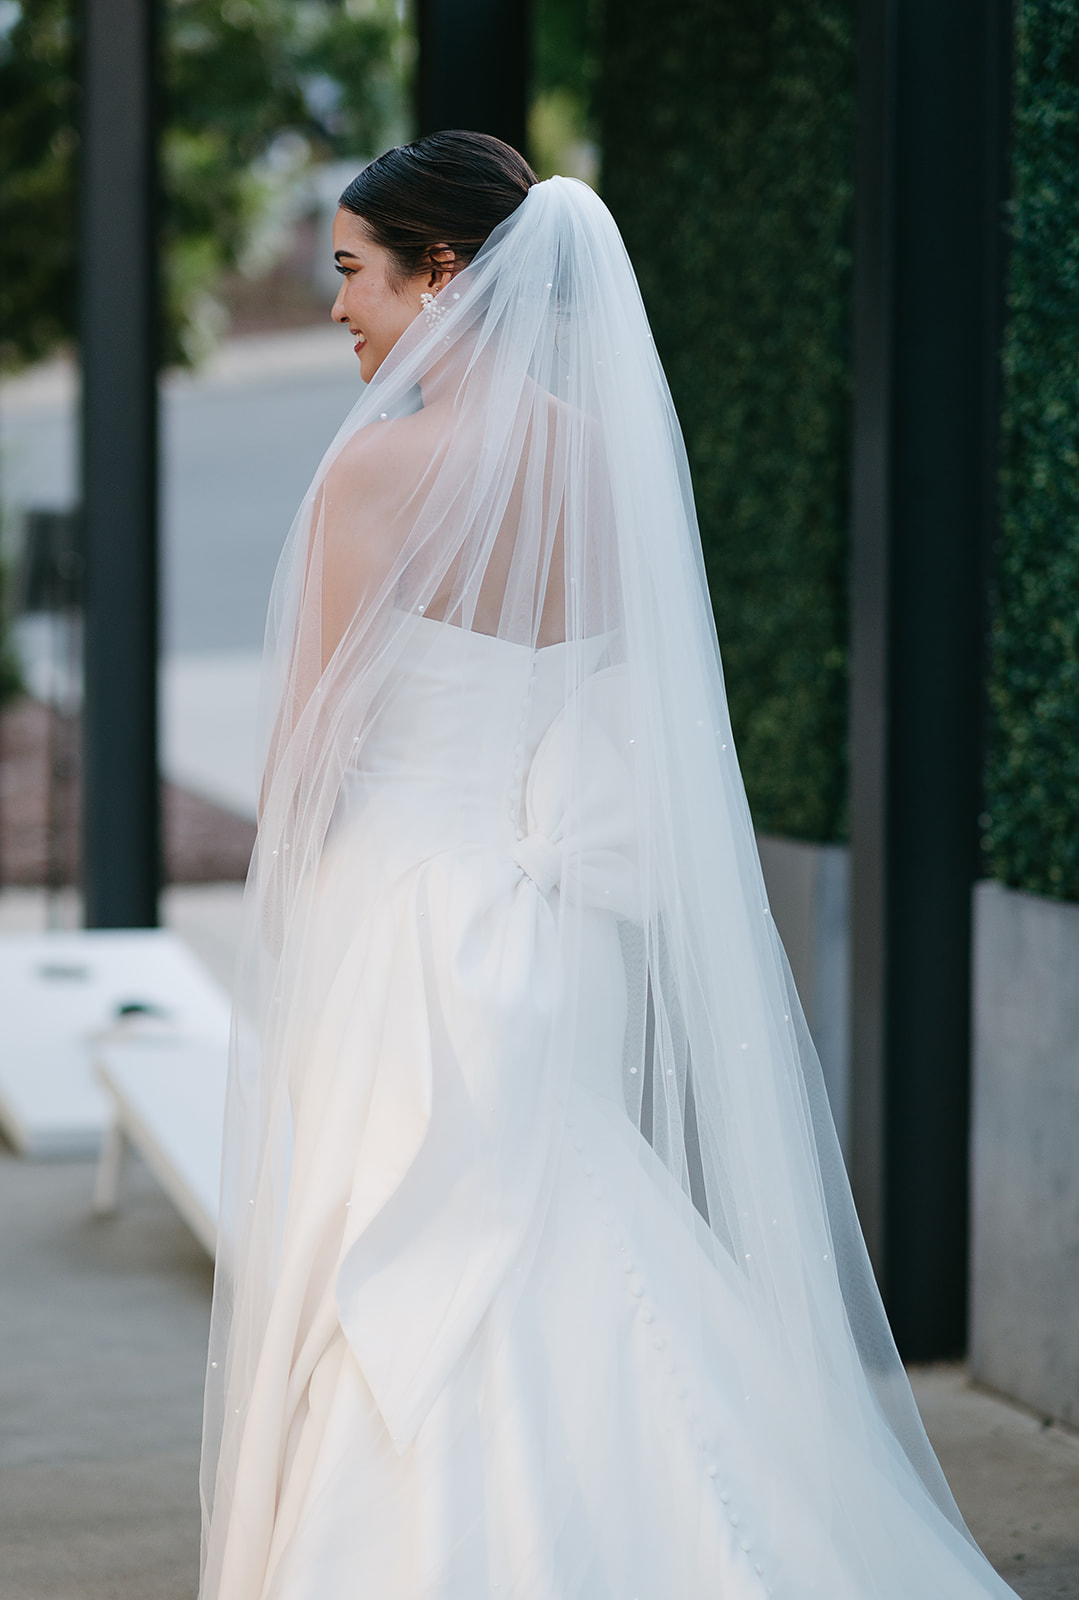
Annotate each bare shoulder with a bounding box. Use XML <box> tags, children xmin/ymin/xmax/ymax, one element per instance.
<box><xmin>526</xmin><ymin>379</ymin><xmax>591</xmax><ymax>440</ymax></box>
<box><xmin>322</xmin><ymin>403</ymin><xmax>447</xmax><ymax>508</ymax></box>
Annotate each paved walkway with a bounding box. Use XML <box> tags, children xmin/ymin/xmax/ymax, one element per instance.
<box><xmin>0</xmin><ymin>1151</ymin><xmax>209</xmax><ymax>1600</ymax></box>
<box><xmin>1</xmin><ymin>1142</ymin><xmax>1076</xmax><ymax>1599</ymax></box>
<box><xmin>1</xmin><ymin>886</ymin><xmax>1076</xmax><ymax>1597</ymax></box>
<box><xmin>912</xmin><ymin>1366</ymin><xmax>1079</xmax><ymax>1597</ymax></box>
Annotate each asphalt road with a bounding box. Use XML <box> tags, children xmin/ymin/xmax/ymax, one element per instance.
<box><xmin>0</xmin><ymin>325</ymin><xmax>363</xmax><ymax>655</ymax></box>
<box><xmin>2</xmin><ymin>328</ymin><xmax>362</xmax><ymax>814</ymax></box>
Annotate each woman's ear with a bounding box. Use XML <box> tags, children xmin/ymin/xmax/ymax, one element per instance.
<box><xmin>427</xmin><ymin>244</ymin><xmax>461</xmax><ymax>289</ymax></box>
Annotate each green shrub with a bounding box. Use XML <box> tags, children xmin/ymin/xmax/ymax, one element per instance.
<box><xmin>600</xmin><ymin>1</ymin><xmax>853</xmax><ymax>843</ymax></box>
<box><xmin>985</xmin><ymin>0</ymin><xmax>1079</xmax><ymax>901</ymax></box>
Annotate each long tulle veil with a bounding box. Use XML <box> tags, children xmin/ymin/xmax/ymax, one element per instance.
<box><xmin>199</xmin><ymin>176</ymin><xmax>1011</xmax><ymax>1598</ymax></box>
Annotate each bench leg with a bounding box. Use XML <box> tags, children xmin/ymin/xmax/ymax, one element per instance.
<box><xmin>93</xmin><ymin>1122</ymin><xmax>126</xmax><ymax>1214</ymax></box>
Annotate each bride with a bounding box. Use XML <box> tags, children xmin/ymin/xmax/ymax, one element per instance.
<box><xmin>199</xmin><ymin>131</ymin><xmax>1018</xmax><ymax>1599</ymax></box>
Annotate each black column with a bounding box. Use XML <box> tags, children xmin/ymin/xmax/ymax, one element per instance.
<box><xmin>417</xmin><ymin>0</ymin><xmax>530</xmax><ymax>155</ymax></box>
<box><xmin>849</xmin><ymin>0</ymin><xmax>1012</xmax><ymax>1357</ymax></box>
<box><xmin>80</xmin><ymin>0</ymin><xmax>160</xmax><ymax>928</ymax></box>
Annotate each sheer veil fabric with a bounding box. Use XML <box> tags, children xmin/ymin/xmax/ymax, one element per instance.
<box><xmin>200</xmin><ymin>176</ymin><xmax>1016</xmax><ymax>1599</ymax></box>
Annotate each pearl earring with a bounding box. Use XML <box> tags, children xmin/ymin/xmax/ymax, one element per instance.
<box><xmin>421</xmin><ymin>291</ymin><xmax>445</xmax><ymax>330</ymax></box>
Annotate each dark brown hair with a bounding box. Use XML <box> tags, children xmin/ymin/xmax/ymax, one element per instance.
<box><xmin>338</xmin><ymin>131</ymin><xmax>537</xmax><ymax>286</ymax></box>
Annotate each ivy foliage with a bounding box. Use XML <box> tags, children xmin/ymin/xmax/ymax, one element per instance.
<box><xmin>600</xmin><ymin>1</ymin><xmax>853</xmax><ymax>843</ymax></box>
<box><xmin>0</xmin><ymin>0</ymin><xmax>407</xmax><ymax>371</ymax></box>
<box><xmin>985</xmin><ymin>0</ymin><xmax>1079</xmax><ymax>901</ymax></box>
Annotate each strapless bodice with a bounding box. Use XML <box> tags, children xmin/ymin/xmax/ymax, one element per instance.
<box><xmin>355</xmin><ymin>614</ymin><xmax>587</xmax><ymax>806</ymax></box>
<box><xmin>320</xmin><ymin>611</ymin><xmax>640</xmax><ymax>934</ymax></box>
<box><xmin>332</xmin><ymin>614</ymin><xmax>620</xmax><ymax>886</ymax></box>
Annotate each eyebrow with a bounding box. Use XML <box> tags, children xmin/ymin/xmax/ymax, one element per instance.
<box><xmin>334</xmin><ymin>249</ymin><xmax>361</xmax><ymax>261</ymax></box>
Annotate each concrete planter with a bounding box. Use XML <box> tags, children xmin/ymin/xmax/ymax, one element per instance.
<box><xmin>970</xmin><ymin>880</ymin><xmax>1079</xmax><ymax>1426</ymax></box>
<box><xmin>756</xmin><ymin>834</ymin><xmax>850</xmax><ymax>1156</ymax></box>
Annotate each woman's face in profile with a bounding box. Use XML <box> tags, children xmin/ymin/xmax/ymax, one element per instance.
<box><xmin>330</xmin><ymin>208</ymin><xmax>426</xmax><ymax>383</ymax></box>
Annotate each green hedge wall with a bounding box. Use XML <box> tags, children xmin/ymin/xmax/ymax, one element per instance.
<box><xmin>601</xmin><ymin>2</ymin><xmax>853</xmax><ymax>843</ymax></box>
<box><xmin>985</xmin><ymin>0</ymin><xmax>1079</xmax><ymax>902</ymax></box>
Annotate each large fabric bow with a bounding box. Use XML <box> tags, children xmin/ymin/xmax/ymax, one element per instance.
<box><xmin>512</xmin><ymin>665</ymin><xmax>638</xmax><ymax>920</ymax></box>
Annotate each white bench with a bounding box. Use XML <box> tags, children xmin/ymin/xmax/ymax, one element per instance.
<box><xmin>0</xmin><ymin>928</ymin><xmax>231</xmax><ymax>1254</ymax></box>
<box><xmin>0</xmin><ymin>927</ymin><xmax>231</xmax><ymax>1158</ymax></box>
<box><xmin>93</xmin><ymin>1033</ymin><xmax>227</xmax><ymax>1255</ymax></box>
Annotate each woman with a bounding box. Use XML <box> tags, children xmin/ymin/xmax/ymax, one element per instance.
<box><xmin>200</xmin><ymin>131</ymin><xmax>1018</xmax><ymax>1599</ymax></box>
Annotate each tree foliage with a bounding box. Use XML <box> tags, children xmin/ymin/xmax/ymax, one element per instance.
<box><xmin>529</xmin><ymin>0</ymin><xmax>600</xmax><ymax>179</ymax></box>
<box><xmin>0</xmin><ymin>0</ymin><xmax>79</xmax><ymax>368</ymax></box>
<box><xmin>0</xmin><ymin>0</ymin><xmax>409</xmax><ymax>370</ymax></box>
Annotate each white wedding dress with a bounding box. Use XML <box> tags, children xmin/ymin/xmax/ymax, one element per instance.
<box><xmin>200</xmin><ymin>179</ymin><xmax>1019</xmax><ymax>1600</ymax></box>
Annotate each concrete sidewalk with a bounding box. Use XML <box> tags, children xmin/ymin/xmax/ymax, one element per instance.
<box><xmin>0</xmin><ymin>1141</ymin><xmax>1076</xmax><ymax>1600</ymax></box>
<box><xmin>911</xmin><ymin>1366</ymin><xmax>1079</xmax><ymax>1596</ymax></box>
<box><xmin>1</xmin><ymin>887</ymin><xmax>1076</xmax><ymax>1597</ymax></box>
<box><xmin>0</xmin><ymin>1151</ymin><xmax>209</xmax><ymax>1600</ymax></box>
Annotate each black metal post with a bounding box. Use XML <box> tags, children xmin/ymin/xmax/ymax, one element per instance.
<box><xmin>849</xmin><ymin>0</ymin><xmax>895</xmax><ymax>1280</ymax></box>
<box><xmin>80</xmin><ymin>0</ymin><xmax>160</xmax><ymax>928</ymax></box>
<box><xmin>417</xmin><ymin>0</ymin><xmax>530</xmax><ymax>155</ymax></box>
<box><xmin>849</xmin><ymin>0</ymin><xmax>1012</xmax><ymax>1358</ymax></box>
